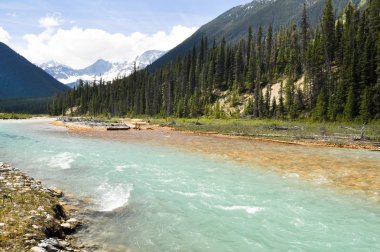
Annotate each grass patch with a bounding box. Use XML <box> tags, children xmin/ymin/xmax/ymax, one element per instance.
<box><xmin>152</xmin><ymin>117</ymin><xmax>380</xmax><ymax>143</ymax></box>
<box><xmin>0</xmin><ymin>175</ymin><xmax>61</xmax><ymax>250</ymax></box>
<box><xmin>0</xmin><ymin>113</ymin><xmax>33</xmax><ymax>120</ymax></box>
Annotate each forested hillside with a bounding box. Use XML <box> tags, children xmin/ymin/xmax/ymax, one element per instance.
<box><xmin>149</xmin><ymin>0</ymin><xmax>362</xmax><ymax>71</ymax></box>
<box><xmin>50</xmin><ymin>0</ymin><xmax>380</xmax><ymax>122</ymax></box>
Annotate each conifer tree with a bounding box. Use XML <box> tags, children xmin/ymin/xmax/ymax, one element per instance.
<box><xmin>254</xmin><ymin>25</ymin><xmax>263</xmax><ymax>117</ymax></box>
<box><xmin>314</xmin><ymin>88</ymin><xmax>327</xmax><ymax>121</ymax></box>
<box><xmin>321</xmin><ymin>0</ymin><xmax>335</xmax><ymax>64</ymax></box>
<box><xmin>360</xmin><ymin>87</ymin><xmax>371</xmax><ymax>123</ymax></box>
<box><xmin>344</xmin><ymin>86</ymin><xmax>356</xmax><ymax>120</ymax></box>
<box><xmin>300</xmin><ymin>2</ymin><xmax>309</xmax><ymax>72</ymax></box>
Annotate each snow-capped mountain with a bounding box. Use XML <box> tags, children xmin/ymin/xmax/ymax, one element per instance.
<box><xmin>41</xmin><ymin>50</ymin><xmax>165</xmax><ymax>87</ymax></box>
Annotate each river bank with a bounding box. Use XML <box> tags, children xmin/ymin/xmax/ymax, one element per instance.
<box><xmin>50</xmin><ymin>117</ymin><xmax>380</xmax><ymax>150</ymax></box>
<box><xmin>0</xmin><ymin>162</ymin><xmax>84</xmax><ymax>251</ymax></box>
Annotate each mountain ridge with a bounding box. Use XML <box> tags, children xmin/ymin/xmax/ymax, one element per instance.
<box><xmin>0</xmin><ymin>42</ymin><xmax>69</xmax><ymax>100</ymax></box>
<box><xmin>41</xmin><ymin>50</ymin><xmax>166</xmax><ymax>86</ymax></box>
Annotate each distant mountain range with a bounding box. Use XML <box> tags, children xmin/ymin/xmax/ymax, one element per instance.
<box><xmin>41</xmin><ymin>50</ymin><xmax>165</xmax><ymax>87</ymax></box>
<box><xmin>149</xmin><ymin>0</ymin><xmax>363</xmax><ymax>71</ymax></box>
<box><xmin>0</xmin><ymin>42</ymin><xmax>69</xmax><ymax>100</ymax></box>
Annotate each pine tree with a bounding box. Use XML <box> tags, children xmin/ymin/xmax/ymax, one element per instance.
<box><xmin>368</xmin><ymin>0</ymin><xmax>380</xmax><ymax>35</ymax></box>
<box><xmin>254</xmin><ymin>25</ymin><xmax>263</xmax><ymax>117</ymax></box>
<box><xmin>265</xmin><ymin>25</ymin><xmax>273</xmax><ymax>80</ymax></box>
<box><xmin>234</xmin><ymin>41</ymin><xmax>244</xmax><ymax>92</ymax></box>
<box><xmin>215</xmin><ymin>38</ymin><xmax>226</xmax><ymax>88</ymax></box>
<box><xmin>300</xmin><ymin>2</ymin><xmax>309</xmax><ymax>72</ymax></box>
<box><xmin>321</xmin><ymin>0</ymin><xmax>335</xmax><ymax>64</ymax></box>
<box><xmin>314</xmin><ymin>88</ymin><xmax>327</xmax><ymax>121</ymax></box>
<box><xmin>247</xmin><ymin>26</ymin><xmax>253</xmax><ymax>66</ymax></box>
<box><xmin>344</xmin><ymin>86</ymin><xmax>355</xmax><ymax>120</ymax></box>
<box><xmin>278</xmin><ymin>82</ymin><xmax>285</xmax><ymax>118</ymax></box>
<box><xmin>271</xmin><ymin>96</ymin><xmax>277</xmax><ymax>118</ymax></box>
<box><xmin>360</xmin><ymin>87</ymin><xmax>371</xmax><ymax>123</ymax></box>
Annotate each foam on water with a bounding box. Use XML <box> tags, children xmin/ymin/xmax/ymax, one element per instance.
<box><xmin>115</xmin><ymin>163</ymin><xmax>138</xmax><ymax>172</ymax></box>
<box><xmin>95</xmin><ymin>182</ymin><xmax>134</xmax><ymax>211</ymax></box>
<box><xmin>215</xmin><ymin>205</ymin><xmax>265</xmax><ymax>215</ymax></box>
<box><xmin>46</xmin><ymin>152</ymin><xmax>81</xmax><ymax>170</ymax></box>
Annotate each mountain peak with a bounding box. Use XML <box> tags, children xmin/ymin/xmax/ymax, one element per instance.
<box><xmin>41</xmin><ymin>50</ymin><xmax>165</xmax><ymax>86</ymax></box>
<box><xmin>40</xmin><ymin>60</ymin><xmax>66</xmax><ymax>69</ymax></box>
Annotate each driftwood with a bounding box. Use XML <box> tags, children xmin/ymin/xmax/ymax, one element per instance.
<box><xmin>106</xmin><ymin>127</ymin><xmax>130</xmax><ymax>131</ymax></box>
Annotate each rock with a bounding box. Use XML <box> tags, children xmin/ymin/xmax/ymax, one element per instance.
<box><xmin>61</xmin><ymin>222</ymin><xmax>72</xmax><ymax>230</ymax></box>
<box><xmin>38</xmin><ymin>242</ymin><xmax>48</xmax><ymax>248</ymax></box>
<box><xmin>67</xmin><ymin>218</ymin><xmax>79</xmax><ymax>225</ymax></box>
<box><xmin>57</xmin><ymin>239</ymin><xmax>70</xmax><ymax>248</ymax></box>
<box><xmin>30</xmin><ymin>247</ymin><xmax>46</xmax><ymax>252</ymax></box>
<box><xmin>44</xmin><ymin>238</ymin><xmax>59</xmax><ymax>247</ymax></box>
<box><xmin>32</xmin><ymin>224</ymin><xmax>40</xmax><ymax>229</ymax></box>
<box><xmin>0</xmin><ymin>223</ymin><xmax>5</xmax><ymax>227</ymax></box>
<box><xmin>51</xmin><ymin>188</ymin><xmax>63</xmax><ymax>197</ymax></box>
<box><xmin>24</xmin><ymin>233</ymin><xmax>37</xmax><ymax>239</ymax></box>
<box><xmin>45</xmin><ymin>244</ymin><xmax>59</xmax><ymax>252</ymax></box>
<box><xmin>60</xmin><ymin>218</ymin><xmax>80</xmax><ymax>232</ymax></box>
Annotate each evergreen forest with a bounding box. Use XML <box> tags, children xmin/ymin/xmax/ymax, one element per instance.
<box><xmin>50</xmin><ymin>0</ymin><xmax>380</xmax><ymax>122</ymax></box>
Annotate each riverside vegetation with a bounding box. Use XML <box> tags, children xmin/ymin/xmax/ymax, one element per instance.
<box><xmin>0</xmin><ymin>162</ymin><xmax>82</xmax><ymax>252</ymax></box>
<box><xmin>154</xmin><ymin>118</ymin><xmax>380</xmax><ymax>148</ymax></box>
<box><xmin>50</xmin><ymin>0</ymin><xmax>380</xmax><ymax>124</ymax></box>
<box><xmin>0</xmin><ymin>113</ymin><xmax>33</xmax><ymax>120</ymax></box>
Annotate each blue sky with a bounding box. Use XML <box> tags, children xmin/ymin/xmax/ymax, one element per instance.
<box><xmin>0</xmin><ymin>0</ymin><xmax>250</xmax><ymax>67</ymax></box>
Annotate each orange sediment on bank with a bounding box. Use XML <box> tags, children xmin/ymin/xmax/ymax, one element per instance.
<box><xmin>170</xmin><ymin>128</ymin><xmax>380</xmax><ymax>151</ymax></box>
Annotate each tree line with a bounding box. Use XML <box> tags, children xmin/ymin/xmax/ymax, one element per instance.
<box><xmin>50</xmin><ymin>0</ymin><xmax>380</xmax><ymax>122</ymax></box>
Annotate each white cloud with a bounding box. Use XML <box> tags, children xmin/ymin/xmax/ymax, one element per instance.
<box><xmin>7</xmin><ymin>12</ymin><xmax>17</xmax><ymax>18</ymax></box>
<box><xmin>18</xmin><ymin>18</ymin><xmax>197</xmax><ymax>69</ymax></box>
<box><xmin>39</xmin><ymin>14</ymin><xmax>61</xmax><ymax>29</ymax></box>
<box><xmin>0</xmin><ymin>26</ymin><xmax>11</xmax><ymax>43</ymax></box>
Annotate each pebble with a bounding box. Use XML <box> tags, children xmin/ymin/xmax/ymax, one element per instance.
<box><xmin>60</xmin><ymin>222</ymin><xmax>72</xmax><ymax>229</ymax></box>
<box><xmin>30</xmin><ymin>247</ymin><xmax>47</xmax><ymax>252</ymax></box>
<box><xmin>45</xmin><ymin>244</ymin><xmax>59</xmax><ymax>252</ymax></box>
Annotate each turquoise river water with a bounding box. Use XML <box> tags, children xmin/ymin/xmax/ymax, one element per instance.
<box><xmin>1</xmin><ymin>119</ymin><xmax>379</xmax><ymax>251</ymax></box>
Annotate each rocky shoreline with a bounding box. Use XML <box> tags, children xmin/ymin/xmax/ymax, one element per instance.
<box><xmin>0</xmin><ymin>162</ymin><xmax>85</xmax><ymax>252</ymax></box>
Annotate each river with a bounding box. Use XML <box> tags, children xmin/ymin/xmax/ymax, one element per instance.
<box><xmin>1</xmin><ymin>119</ymin><xmax>379</xmax><ymax>251</ymax></box>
